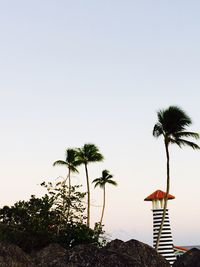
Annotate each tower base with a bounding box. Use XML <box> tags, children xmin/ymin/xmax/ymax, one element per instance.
<box><xmin>153</xmin><ymin>209</ymin><xmax>176</xmax><ymax>265</ymax></box>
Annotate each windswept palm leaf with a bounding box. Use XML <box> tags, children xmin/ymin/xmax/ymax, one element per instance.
<box><xmin>53</xmin><ymin>160</ymin><xmax>68</xmax><ymax>167</ymax></box>
<box><xmin>173</xmin><ymin>131</ymin><xmax>199</xmax><ymax>139</ymax></box>
<box><xmin>106</xmin><ymin>180</ymin><xmax>117</xmax><ymax>186</ymax></box>
<box><xmin>92</xmin><ymin>178</ymin><xmax>103</xmax><ymax>188</ymax></box>
<box><xmin>170</xmin><ymin>138</ymin><xmax>200</xmax><ymax>149</ymax></box>
<box><xmin>153</xmin><ymin>123</ymin><xmax>164</xmax><ymax>137</ymax></box>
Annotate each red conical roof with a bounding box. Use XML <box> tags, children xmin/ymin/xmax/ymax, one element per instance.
<box><xmin>144</xmin><ymin>190</ymin><xmax>175</xmax><ymax>201</ymax></box>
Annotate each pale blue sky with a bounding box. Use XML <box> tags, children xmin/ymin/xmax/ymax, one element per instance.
<box><xmin>0</xmin><ymin>1</ymin><xmax>200</xmax><ymax>246</ymax></box>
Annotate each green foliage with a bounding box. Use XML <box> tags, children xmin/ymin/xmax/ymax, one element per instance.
<box><xmin>93</xmin><ymin>170</ymin><xmax>117</xmax><ymax>188</ymax></box>
<box><xmin>41</xmin><ymin>179</ymin><xmax>86</xmax><ymax>224</ymax></box>
<box><xmin>0</xmin><ymin>194</ymin><xmax>57</xmax><ymax>252</ymax></box>
<box><xmin>153</xmin><ymin>105</ymin><xmax>200</xmax><ymax>149</ymax></box>
<box><xmin>0</xmin><ymin>180</ymin><xmax>104</xmax><ymax>252</ymax></box>
<box><xmin>58</xmin><ymin>222</ymin><xmax>103</xmax><ymax>248</ymax></box>
<box><xmin>0</xmin><ymin>144</ymin><xmax>108</xmax><ymax>252</ymax></box>
<box><xmin>76</xmin><ymin>143</ymin><xmax>104</xmax><ymax>165</ymax></box>
<box><xmin>53</xmin><ymin>148</ymin><xmax>80</xmax><ymax>173</ymax></box>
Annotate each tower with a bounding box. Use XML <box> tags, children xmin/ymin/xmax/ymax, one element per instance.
<box><xmin>144</xmin><ymin>190</ymin><xmax>176</xmax><ymax>266</ymax></box>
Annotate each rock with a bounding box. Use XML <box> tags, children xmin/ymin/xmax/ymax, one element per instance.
<box><xmin>34</xmin><ymin>243</ymin><xmax>68</xmax><ymax>267</ymax></box>
<box><xmin>0</xmin><ymin>239</ymin><xmax>171</xmax><ymax>267</ymax></box>
<box><xmin>104</xmin><ymin>239</ymin><xmax>170</xmax><ymax>267</ymax></box>
<box><xmin>0</xmin><ymin>241</ymin><xmax>34</xmax><ymax>267</ymax></box>
<box><xmin>65</xmin><ymin>239</ymin><xmax>170</xmax><ymax>267</ymax></box>
<box><xmin>66</xmin><ymin>243</ymin><xmax>138</xmax><ymax>267</ymax></box>
<box><xmin>173</xmin><ymin>248</ymin><xmax>200</xmax><ymax>267</ymax></box>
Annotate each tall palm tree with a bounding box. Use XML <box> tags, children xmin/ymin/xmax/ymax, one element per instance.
<box><xmin>76</xmin><ymin>143</ymin><xmax>104</xmax><ymax>227</ymax></box>
<box><xmin>153</xmin><ymin>106</ymin><xmax>199</xmax><ymax>250</ymax></box>
<box><xmin>93</xmin><ymin>170</ymin><xmax>117</xmax><ymax>226</ymax></box>
<box><xmin>53</xmin><ymin>148</ymin><xmax>79</xmax><ymax>220</ymax></box>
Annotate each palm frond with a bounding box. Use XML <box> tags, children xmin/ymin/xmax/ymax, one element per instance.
<box><xmin>92</xmin><ymin>178</ymin><xmax>104</xmax><ymax>188</ymax></box>
<box><xmin>76</xmin><ymin>143</ymin><xmax>104</xmax><ymax>164</ymax></box>
<box><xmin>173</xmin><ymin>138</ymin><xmax>200</xmax><ymax>149</ymax></box>
<box><xmin>156</xmin><ymin>106</ymin><xmax>192</xmax><ymax>135</ymax></box>
<box><xmin>93</xmin><ymin>169</ymin><xmax>117</xmax><ymax>189</ymax></box>
<box><xmin>173</xmin><ymin>131</ymin><xmax>199</xmax><ymax>140</ymax></box>
<box><xmin>69</xmin><ymin>165</ymin><xmax>79</xmax><ymax>173</ymax></box>
<box><xmin>169</xmin><ymin>138</ymin><xmax>182</xmax><ymax>148</ymax></box>
<box><xmin>92</xmin><ymin>178</ymin><xmax>101</xmax><ymax>184</ymax></box>
<box><xmin>53</xmin><ymin>160</ymin><xmax>68</xmax><ymax>167</ymax></box>
<box><xmin>153</xmin><ymin>123</ymin><xmax>163</xmax><ymax>137</ymax></box>
<box><xmin>95</xmin><ymin>182</ymin><xmax>104</xmax><ymax>188</ymax></box>
<box><xmin>106</xmin><ymin>180</ymin><xmax>117</xmax><ymax>186</ymax></box>
<box><xmin>102</xmin><ymin>170</ymin><xmax>113</xmax><ymax>179</ymax></box>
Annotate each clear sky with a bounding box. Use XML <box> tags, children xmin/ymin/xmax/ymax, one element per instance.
<box><xmin>0</xmin><ymin>0</ymin><xmax>200</xmax><ymax>246</ymax></box>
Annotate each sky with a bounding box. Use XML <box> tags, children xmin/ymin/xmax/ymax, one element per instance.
<box><xmin>0</xmin><ymin>0</ymin><xmax>200</xmax><ymax>246</ymax></box>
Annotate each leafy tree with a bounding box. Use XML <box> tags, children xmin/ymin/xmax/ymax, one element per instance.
<box><xmin>76</xmin><ymin>144</ymin><xmax>104</xmax><ymax>227</ymax></box>
<box><xmin>93</xmin><ymin>170</ymin><xmax>117</xmax><ymax>226</ymax></box>
<box><xmin>41</xmin><ymin>179</ymin><xmax>86</xmax><ymax>225</ymax></box>
<box><xmin>0</xmin><ymin>194</ymin><xmax>57</xmax><ymax>251</ymax></box>
<box><xmin>0</xmin><ymin>181</ymin><xmax>104</xmax><ymax>252</ymax></box>
<box><xmin>53</xmin><ymin>148</ymin><xmax>79</xmax><ymax>221</ymax></box>
<box><xmin>153</xmin><ymin>106</ymin><xmax>199</xmax><ymax>250</ymax></box>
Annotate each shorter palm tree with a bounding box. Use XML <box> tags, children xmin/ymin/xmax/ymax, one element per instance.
<box><xmin>93</xmin><ymin>170</ymin><xmax>117</xmax><ymax>226</ymax></box>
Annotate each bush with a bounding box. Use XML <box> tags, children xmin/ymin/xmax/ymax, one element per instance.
<box><xmin>0</xmin><ymin>182</ymin><xmax>104</xmax><ymax>252</ymax></box>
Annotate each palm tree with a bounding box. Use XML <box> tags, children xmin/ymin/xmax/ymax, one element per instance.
<box><xmin>76</xmin><ymin>143</ymin><xmax>104</xmax><ymax>227</ymax></box>
<box><xmin>53</xmin><ymin>148</ymin><xmax>79</xmax><ymax>220</ymax></box>
<box><xmin>153</xmin><ymin>106</ymin><xmax>199</xmax><ymax>250</ymax></box>
<box><xmin>93</xmin><ymin>170</ymin><xmax>117</xmax><ymax>226</ymax></box>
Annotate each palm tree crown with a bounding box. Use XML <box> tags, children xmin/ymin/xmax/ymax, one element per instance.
<box><xmin>76</xmin><ymin>143</ymin><xmax>104</xmax><ymax>165</ymax></box>
<box><xmin>93</xmin><ymin>170</ymin><xmax>117</xmax><ymax>188</ymax></box>
<box><xmin>53</xmin><ymin>148</ymin><xmax>79</xmax><ymax>173</ymax></box>
<box><xmin>153</xmin><ymin>106</ymin><xmax>199</xmax><ymax>148</ymax></box>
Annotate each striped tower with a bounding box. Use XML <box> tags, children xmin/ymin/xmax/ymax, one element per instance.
<box><xmin>144</xmin><ymin>190</ymin><xmax>176</xmax><ymax>266</ymax></box>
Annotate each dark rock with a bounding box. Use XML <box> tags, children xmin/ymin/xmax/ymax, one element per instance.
<box><xmin>0</xmin><ymin>239</ymin><xmax>170</xmax><ymax>267</ymax></box>
<box><xmin>173</xmin><ymin>248</ymin><xmax>200</xmax><ymax>267</ymax></box>
<box><xmin>66</xmin><ymin>243</ymin><xmax>99</xmax><ymax>266</ymax></box>
<box><xmin>104</xmin><ymin>239</ymin><xmax>170</xmax><ymax>267</ymax></box>
<box><xmin>64</xmin><ymin>239</ymin><xmax>170</xmax><ymax>267</ymax></box>
<box><xmin>34</xmin><ymin>243</ymin><xmax>68</xmax><ymax>267</ymax></box>
<box><xmin>0</xmin><ymin>241</ymin><xmax>34</xmax><ymax>267</ymax></box>
<box><xmin>66</xmin><ymin>243</ymin><xmax>138</xmax><ymax>267</ymax></box>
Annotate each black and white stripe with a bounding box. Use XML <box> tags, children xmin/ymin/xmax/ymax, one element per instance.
<box><xmin>153</xmin><ymin>209</ymin><xmax>176</xmax><ymax>266</ymax></box>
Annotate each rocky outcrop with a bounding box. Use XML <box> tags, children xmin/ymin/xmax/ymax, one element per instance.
<box><xmin>104</xmin><ymin>239</ymin><xmax>170</xmax><ymax>267</ymax></box>
<box><xmin>33</xmin><ymin>243</ymin><xmax>68</xmax><ymax>267</ymax></box>
<box><xmin>0</xmin><ymin>239</ymin><xmax>170</xmax><ymax>267</ymax></box>
<box><xmin>173</xmin><ymin>248</ymin><xmax>200</xmax><ymax>267</ymax></box>
<box><xmin>34</xmin><ymin>239</ymin><xmax>170</xmax><ymax>267</ymax></box>
<box><xmin>0</xmin><ymin>242</ymin><xmax>34</xmax><ymax>267</ymax></box>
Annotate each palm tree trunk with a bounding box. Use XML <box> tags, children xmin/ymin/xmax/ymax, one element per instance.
<box><xmin>100</xmin><ymin>186</ymin><xmax>105</xmax><ymax>225</ymax></box>
<box><xmin>85</xmin><ymin>163</ymin><xmax>90</xmax><ymax>227</ymax></box>
<box><xmin>66</xmin><ymin>168</ymin><xmax>71</xmax><ymax>222</ymax></box>
<box><xmin>155</xmin><ymin>140</ymin><xmax>170</xmax><ymax>250</ymax></box>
